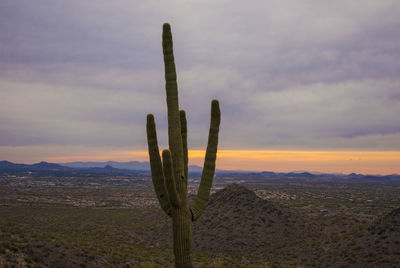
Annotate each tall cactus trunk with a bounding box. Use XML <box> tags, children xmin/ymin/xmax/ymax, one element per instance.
<box><xmin>173</xmin><ymin>207</ymin><xmax>193</xmax><ymax>267</ymax></box>
<box><xmin>146</xmin><ymin>23</ymin><xmax>221</xmax><ymax>268</ymax></box>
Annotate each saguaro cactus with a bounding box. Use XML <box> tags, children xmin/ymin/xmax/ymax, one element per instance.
<box><xmin>146</xmin><ymin>23</ymin><xmax>221</xmax><ymax>268</ymax></box>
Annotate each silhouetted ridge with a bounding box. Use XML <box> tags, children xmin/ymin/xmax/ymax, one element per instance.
<box><xmin>103</xmin><ymin>165</ymin><xmax>114</xmax><ymax>169</ymax></box>
<box><xmin>382</xmin><ymin>207</ymin><xmax>400</xmax><ymax>225</ymax></box>
<box><xmin>0</xmin><ymin>160</ymin><xmax>25</xmax><ymax>169</ymax></box>
<box><xmin>192</xmin><ymin>183</ymin><xmax>299</xmax><ymax>255</ymax></box>
<box><xmin>0</xmin><ymin>161</ymin><xmax>70</xmax><ymax>171</ymax></box>
<box><xmin>208</xmin><ymin>183</ymin><xmax>257</xmax><ymax>203</ymax></box>
<box><xmin>371</xmin><ymin>207</ymin><xmax>400</xmax><ymax>232</ymax></box>
<box><xmin>31</xmin><ymin>161</ymin><xmax>69</xmax><ymax>170</ymax></box>
<box><xmin>205</xmin><ymin>183</ymin><xmax>281</xmax><ymax>216</ymax></box>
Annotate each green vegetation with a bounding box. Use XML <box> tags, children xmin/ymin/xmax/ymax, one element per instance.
<box><xmin>0</xmin><ymin>206</ymin><xmax>171</xmax><ymax>267</ymax></box>
<box><xmin>0</xmin><ymin>173</ymin><xmax>399</xmax><ymax>267</ymax></box>
<box><xmin>0</xmin><ymin>206</ymin><xmax>248</xmax><ymax>267</ymax></box>
<box><xmin>146</xmin><ymin>23</ymin><xmax>220</xmax><ymax>267</ymax></box>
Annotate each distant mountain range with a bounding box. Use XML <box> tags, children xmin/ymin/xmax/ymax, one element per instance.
<box><xmin>0</xmin><ymin>160</ymin><xmax>204</xmax><ymax>176</ymax></box>
<box><xmin>0</xmin><ymin>160</ymin><xmax>71</xmax><ymax>171</ymax></box>
<box><xmin>0</xmin><ymin>160</ymin><xmax>146</xmax><ymax>176</ymax></box>
<box><xmin>61</xmin><ymin>161</ymin><xmax>150</xmax><ymax>170</ymax></box>
<box><xmin>0</xmin><ymin>160</ymin><xmax>399</xmax><ymax>180</ymax></box>
<box><xmin>60</xmin><ymin>161</ymin><xmax>205</xmax><ymax>172</ymax></box>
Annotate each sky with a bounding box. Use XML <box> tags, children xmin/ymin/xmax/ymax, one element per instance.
<box><xmin>1</xmin><ymin>0</ymin><xmax>400</xmax><ymax>174</ymax></box>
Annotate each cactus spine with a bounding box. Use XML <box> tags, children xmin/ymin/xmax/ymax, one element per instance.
<box><xmin>146</xmin><ymin>23</ymin><xmax>221</xmax><ymax>268</ymax></box>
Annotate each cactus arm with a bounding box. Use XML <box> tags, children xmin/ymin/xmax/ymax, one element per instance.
<box><xmin>190</xmin><ymin>100</ymin><xmax>221</xmax><ymax>221</ymax></box>
<box><xmin>146</xmin><ymin>114</ymin><xmax>172</xmax><ymax>216</ymax></box>
<box><xmin>162</xmin><ymin>149</ymin><xmax>181</xmax><ymax>208</ymax></box>
<box><xmin>162</xmin><ymin>23</ymin><xmax>184</xmax><ymax>177</ymax></box>
<box><xmin>180</xmin><ymin>110</ymin><xmax>189</xmax><ymax>183</ymax></box>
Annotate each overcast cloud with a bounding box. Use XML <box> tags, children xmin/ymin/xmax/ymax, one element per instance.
<box><xmin>1</xmin><ymin>0</ymin><xmax>400</xmax><ymax>157</ymax></box>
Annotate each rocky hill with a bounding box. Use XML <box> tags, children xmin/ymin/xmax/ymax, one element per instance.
<box><xmin>146</xmin><ymin>183</ymin><xmax>315</xmax><ymax>265</ymax></box>
<box><xmin>318</xmin><ymin>207</ymin><xmax>400</xmax><ymax>267</ymax></box>
<box><xmin>373</xmin><ymin>207</ymin><xmax>400</xmax><ymax>230</ymax></box>
<box><xmin>192</xmin><ymin>184</ymin><xmax>305</xmax><ymax>256</ymax></box>
<box><xmin>145</xmin><ymin>184</ymin><xmax>400</xmax><ymax>267</ymax></box>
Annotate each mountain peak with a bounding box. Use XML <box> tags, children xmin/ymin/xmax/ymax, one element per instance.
<box><xmin>33</xmin><ymin>161</ymin><xmax>57</xmax><ymax>167</ymax></box>
<box><xmin>104</xmin><ymin>165</ymin><xmax>115</xmax><ymax>169</ymax></box>
<box><xmin>193</xmin><ymin>183</ymin><xmax>293</xmax><ymax>254</ymax></box>
<box><xmin>208</xmin><ymin>183</ymin><xmax>258</xmax><ymax>205</ymax></box>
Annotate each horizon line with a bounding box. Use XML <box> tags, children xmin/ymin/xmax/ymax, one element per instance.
<box><xmin>1</xmin><ymin>149</ymin><xmax>400</xmax><ymax>176</ymax></box>
<box><xmin>1</xmin><ymin>158</ymin><xmax>399</xmax><ymax>177</ymax></box>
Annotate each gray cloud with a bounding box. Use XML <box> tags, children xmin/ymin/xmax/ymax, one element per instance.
<box><xmin>1</xmin><ymin>0</ymin><xmax>400</xmax><ymax>154</ymax></box>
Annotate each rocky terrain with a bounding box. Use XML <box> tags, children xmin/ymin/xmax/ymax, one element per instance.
<box><xmin>1</xmin><ymin>174</ymin><xmax>399</xmax><ymax>267</ymax></box>
<box><xmin>153</xmin><ymin>184</ymin><xmax>400</xmax><ymax>267</ymax></box>
<box><xmin>193</xmin><ymin>184</ymin><xmax>306</xmax><ymax>256</ymax></box>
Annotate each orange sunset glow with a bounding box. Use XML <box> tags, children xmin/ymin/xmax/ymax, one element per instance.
<box><xmin>42</xmin><ymin>150</ymin><xmax>400</xmax><ymax>175</ymax></box>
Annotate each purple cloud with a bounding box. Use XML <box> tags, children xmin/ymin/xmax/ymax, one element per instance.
<box><xmin>1</xmin><ymin>0</ymin><xmax>400</xmax><ymax>154</ymax></box>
